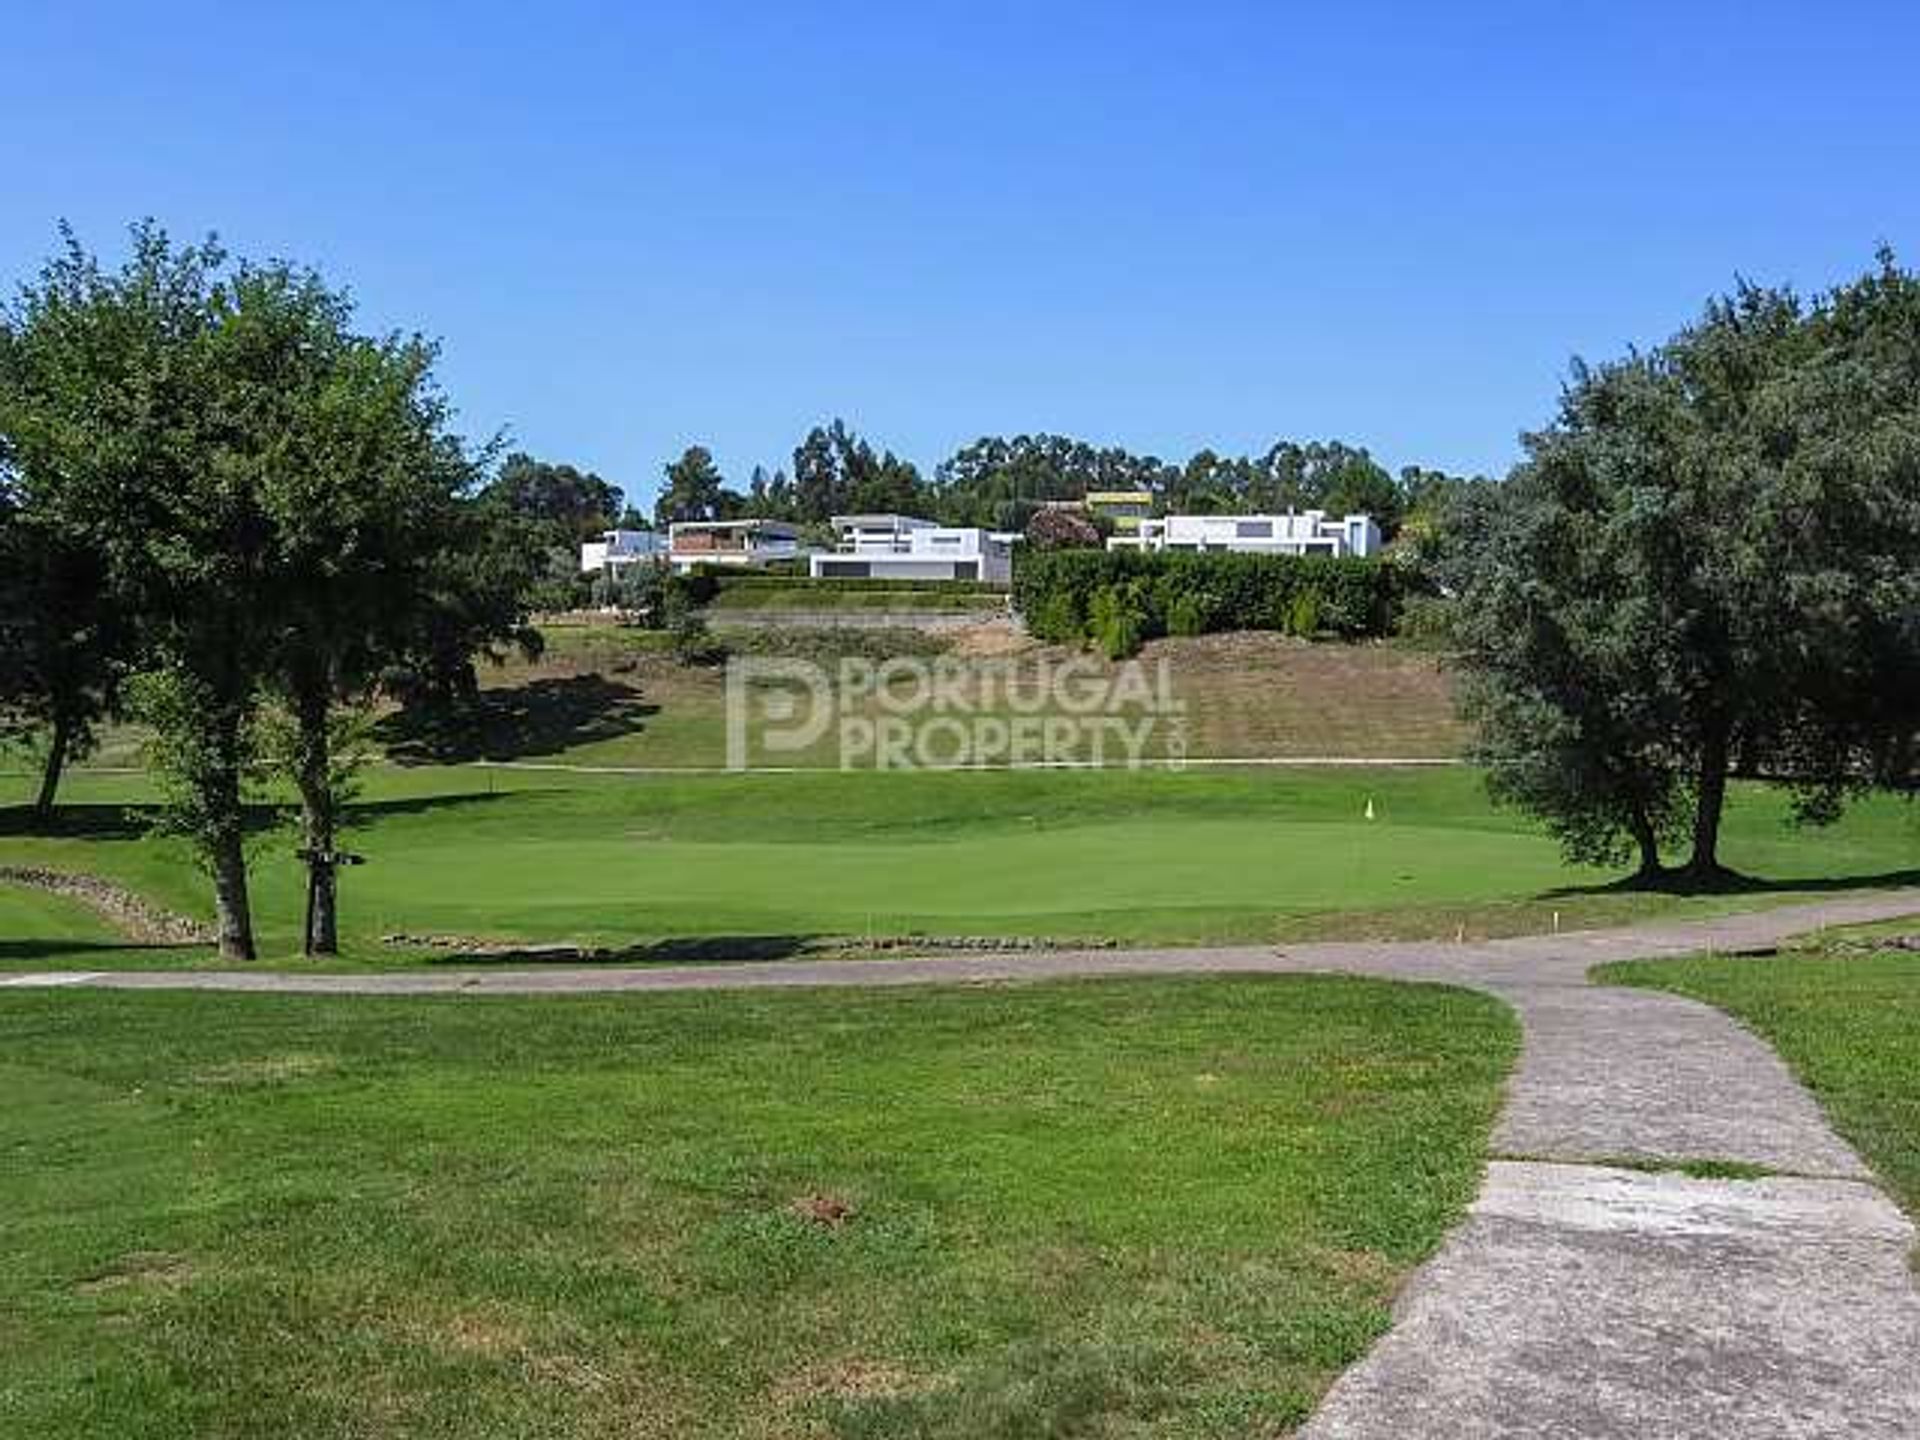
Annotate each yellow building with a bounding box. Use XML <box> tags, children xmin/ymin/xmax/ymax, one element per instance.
<box><xmin>1084</xmin><ymin>490</ymin><xmax>1154</xmax><ymax>533</ymax></box>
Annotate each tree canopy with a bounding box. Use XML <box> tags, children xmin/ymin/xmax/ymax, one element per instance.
<box><xmin>0</xmin><ymin>468</ymin><xmax>133</xmax><ymax>817</ymax></box>
<box><xmin>487</xmin><ymin>453</ymin><xmax>623</xmax><ymax>540</ymax></box>
<box><xmin>639</xmin><ymin>427</ymin><xmax>1464</xmax><ymax>536</ymax></box>
<box><xmin>655</xmin><ymin>444</ymin><xmax>739</xmax><ymax>525</ymax></box>
<box><xmin>1451</xmin><ymin>253</ymin><xmax>1920</xmax><ymax>883</ymax></box>
<box><xmin>0</xmin><ymin>222</ymin><xmax>535</xmax><ymax>957</ymax></box>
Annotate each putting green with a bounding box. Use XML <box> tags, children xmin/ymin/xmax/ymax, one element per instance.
<box><xmin>370</xmin><ymin>814</ymin><xmax>1583</xmax><ymax>941</ymax></box>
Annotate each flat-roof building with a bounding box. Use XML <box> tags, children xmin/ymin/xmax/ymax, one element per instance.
<box><xmin>1108</xmin><ymin>511</ymin><xmax>1380</xmax><ymax>559</ymax></box>
<box><xmin>810</xmin><ymin>514</ymin><xmax>1013</xmax><ymax>585</ymax></box>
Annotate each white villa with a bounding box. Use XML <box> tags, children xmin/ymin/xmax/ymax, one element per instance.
<box><xmin>579</xmin><ymin>528</ymin><xmax>666</xmax><ymax>576</ymax></box>
<box><xmin>1108</xmin><ymin>511</ymin><xmax>1381</xmax><ymax>559</ymax></box>
<box><xmin>665</xmin><ymin>518</ymin><xmax>806</xmax><ymax>573</ymax></box>
<box><xmin>810</xmin><ymin>514</ymin><xmax>1014</xmax><ymax>585</ymax></box>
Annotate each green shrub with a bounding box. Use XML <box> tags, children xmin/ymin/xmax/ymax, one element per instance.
<box><xmin>1166</xmin><ymin>591</ymin><xmax>1210</xmax><ymax>637</ymax></box>
<box><xmin>1287</xmin><ymin>589</ymin><xmax>1322</xmax><ymax>638</ymax></box>
<box><xmin>672</xmin><ymin>570</ymin><xmax>721</xmax><ymax>606</ymax></box>
<box><xmin>1029</xmin><ymin>589</ymin><xmax>1086</xmax><ymax>643</ymax></box>
<box><xmin>1087</xmin><ymin>585</ymin><xmax>1146</xmax><ymax>659</ymax></box>
<box><xmin>1395</xmin><ymin>594</ymin><xmax>1457</xmax><ymax>647</ymax></box>
<box><xmin>663</xmin><ymin>587</ymin><xmax>725</xmax><ymax>665</ymax></box>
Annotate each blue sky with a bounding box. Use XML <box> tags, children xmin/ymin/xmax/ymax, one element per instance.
<box><xmin>5</xmin><ymin>2</ymin><xmax>1916</xmax><ymax>509</ymax></box>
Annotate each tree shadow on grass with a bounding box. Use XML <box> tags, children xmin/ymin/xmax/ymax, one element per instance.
<box><xmin>1544</xmin><ymin>867</ymin><xmax>1920</xmax><ymax>900</ymax></box>
<box><xmin>0</xmin><ymin>804</ymin><xmax>154</xmax><ymax>841</ymax></box>
<box><xmin>373</xmin><ymin>676</ymin><xmax>658</xmax><ymax>766</ymax></box>
<box><xmin>410</xmin><ymin>933</ymin><xmax>824</xmax><ymax>967</ymax></box>
<box><xmin>341</xmin><ymin>791</ymin><xmax>526</xmax><ymax>823</ymax></box>
<box><xmin>4</xmin><ymin>800</ymin><xmax>354</xmax><ymax>842</ymax></box>
<box><xmin>0</xmin><ymin>938</ymin><xmax>203</xmax><ymax>963</ymax></box>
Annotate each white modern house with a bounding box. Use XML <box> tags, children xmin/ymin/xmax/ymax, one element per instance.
<box><xmin>1109</xmin><ymin>511</ymin><xmax>1380</xmax><ymax>559</ymax></box>
<box><xmin>579</xmin><ymin>528</ymin><xmax>667</xmax><ymax>576</ymax></box>
<box><xmin>666</xmin><ymin>518</ymin><xmax>806</xmax><ymax>573</ymax></box>
<box><xmin>810</xmin><ymin>514</ymin><xmax>1014</xmax><ymax>585</ymax></box>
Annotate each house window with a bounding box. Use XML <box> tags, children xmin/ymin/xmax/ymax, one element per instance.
<box><xmin>1235</xmin><ymin>520</ymin><xmax>1272</xmax><ymax>538</ymax></box>
<box><xmin>953</xmin><ymin>561</ymin><xmax>978</xmax><ymax>580</ymax></box>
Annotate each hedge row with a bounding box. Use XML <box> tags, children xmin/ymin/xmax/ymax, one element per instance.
<box><xmin>710</xmin><ymin>574</ymin><xmax>1004</xmax><ymax>596</ymax></box>
<box><xmin>1011</xmin><ymin>549</ymin><xmax>1399</xmax><ymax>655</ymax></box>
<box><xmin>707</xmin><ymin>588</ymin><xmax>1006</xmax><ymax>613</ymax></box>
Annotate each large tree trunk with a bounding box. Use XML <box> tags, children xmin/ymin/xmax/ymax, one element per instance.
<box><xmin>293</xmin><ymin>681</ymin><xmax>339</xmax><ymax>956</ymax></box>
<box><xmin>1686</xmin><ymin>719</ymin><xmax>1733</xmax><ymax>884</ymax></box>
<box><xmin>203</xmin><ymin>699</ymin><xmax>258</xmax><ymax>961</ymax></box>
<box><xmin>31</xmin><ymin>709</ymin><xmax>74</xmax><ymax>824</ymax></box>
<box><xmin>1627</xmin><ymin>804</ymin><xmax>1665</xmax><ymax>886</ymax></box>
<box><xmin>211</xmin><ymin>829</ymin><xmax>257</xmax><ymax>961</ymax></box>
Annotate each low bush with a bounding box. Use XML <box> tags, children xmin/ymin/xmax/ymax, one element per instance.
<box><xmin>663</xmin><ymin>587</ymin><xmax>725</xmax><ymax>665</ymax></box>
<box><xmin>1087</xmin><ymin>585</ymin><xmax>1146</xmax><ymax>659</ymax></box>
<box><xmin>1165</xmin><ymin>591</ymin><xmax>1211</xmax><ymax>637</ymax></box>
<box><xmin>1395</xmin><ymin>594</ymin><xmax>1458</xmax><ymax>647</ymax></box>
<box><xmin>1287</xmin><ymin>589</ymin><xmax>1323</xmax><ymax>639</ymax></box>
<box><xmin>673</xmin><ymin>570</ymin><xmax>722</xmax><ymax>607</ymax></box>
<box><xmin>1028</xmin><ymin>589</ymin><xmax>1087</xmax><ymax>643</ymax></box>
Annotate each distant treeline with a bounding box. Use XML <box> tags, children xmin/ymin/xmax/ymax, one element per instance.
<box><xmin>493</xmin><ymin>428</ymin><xmax>1491</xmax><ymax>544</ymax></box>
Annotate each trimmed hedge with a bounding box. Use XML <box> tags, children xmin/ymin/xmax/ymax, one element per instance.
<box><xmin>695</xmin><ymin>570</ymin><xmax>1004</xmax><ymax>596</ymax></box>
<box><xmin>708</xmin><ymin>588</ymin><xmax>1007</xmax><ymax>613</ymax></box>
<box><xmin>1012</xmin><ymin>549</ymin><xmax>1398</xmax><ymax>651</ymax></box>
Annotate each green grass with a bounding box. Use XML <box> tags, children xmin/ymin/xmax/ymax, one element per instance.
<box><xmin>0</xmin><ymin>974</ymin><xmax>1517</xmax><ymax>1438</ymax></box>
<box><xmin>0</xmin><ymin>882</ymin><xmax>122</xmax><ymax>949</ymax></box>
<box><xmin>1</xmin><ymin>765</ymin><xmax>1914</xmax><ymax>969</ymax></box>
<box><xmin>1600</xmin><ymin>935</ymin><xmax>1920</xmax><ymax>1214</ymax></box>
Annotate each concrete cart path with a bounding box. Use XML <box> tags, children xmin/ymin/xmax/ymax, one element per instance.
<box><xmin>7</xmin><ymin>892</ymin><xmax>1920</xmax><ymax>1436</ymax></box>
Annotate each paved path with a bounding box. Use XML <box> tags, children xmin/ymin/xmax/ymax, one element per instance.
<box><xmin>8</xmin><ymin>893</ymin><xmax>1920</xmax><ymax>1436</ymax></box>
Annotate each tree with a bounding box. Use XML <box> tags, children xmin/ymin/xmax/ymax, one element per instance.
<box><xmin>1388</xmin><ymin>466</ymin><xmax>1496</xmax><ymax>587</ymax></box>
<box><xmin>214</xmin><ymin>259</ymin><xmax>501</xmax><ymax>955</ymax></box>
<box><xmin>0</xmin><ymin>482</ymin><xmax>133</xmax><ymax>820</ymax></box>
<box><xmin>488</xmin><ymin>453</ymin><xmax>622</xmax><ymax>541</ymax></box>
<box><xmin>846</xmin><ymin>448</ymin><xmax>924</xmax><ymax>517</ymax></box>
<box><xmin>1254</xmin><ymin>440</ymin><xmax>1404</xmax><ymax>532</ymax></box>
<box><xmin>1452</xmin><ymin>256</ymin><xmax>1920</xmax><ymax>885</ymax></box>
<box><xmin>1170</xmin><ymin>449</ymin><xmax>1237</xmax><ymax>513</ymax></box>
<box><xmin>377</xmin><ymin>491</ymin><xmax>546</xmax><ymax>738</ymax></box>
<box><xmin>1</xmin><ymin>222</ymin><xmax>530</xmax><ymax>959</ymax></box>
<box><xmin>1024</xmin><ymin>506</ymin><xmax>1103</xmax><ymax>550</ymax></box>
<box><xmin>739</xmin><ymin>463</ymin><xmax>796</xmax><ymax>520</ymax></box>
<box><xmin>1</xmin><ymin>225</ymin><xmax>282</xmax><ymax>955</ymax></box>
<box><xmin>934</xmin><ymin>433</ymin><xmax>1174</xmax><ymax>529</ymax></box>
<box><xmin>1317</xmin><ymin>452</ymin><xmax>1403</xmax><ymax>534</ymax></box>
<box><xmin>656</xmin><ymin>444</ymin><xmax>728</xmax><ymax>525</ymax></box>
<box><xmin>791</xmin><ymin>424</ymin><xmax>843</xmax><ymax>521</ymax></box>
<box><xmin>484</xmin><ymin>452</ymin><xmax>622</xmax><ymax>611</ymax></box>
<box><xmin>791</xmin><ymin>419</ymin><xmax>928</xmax><ymax>523</ymax></box>
<box><xmin>1448</xmin><ymin>439</ymin><xmax>1691</xmax><ymax>882</ymax></box>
